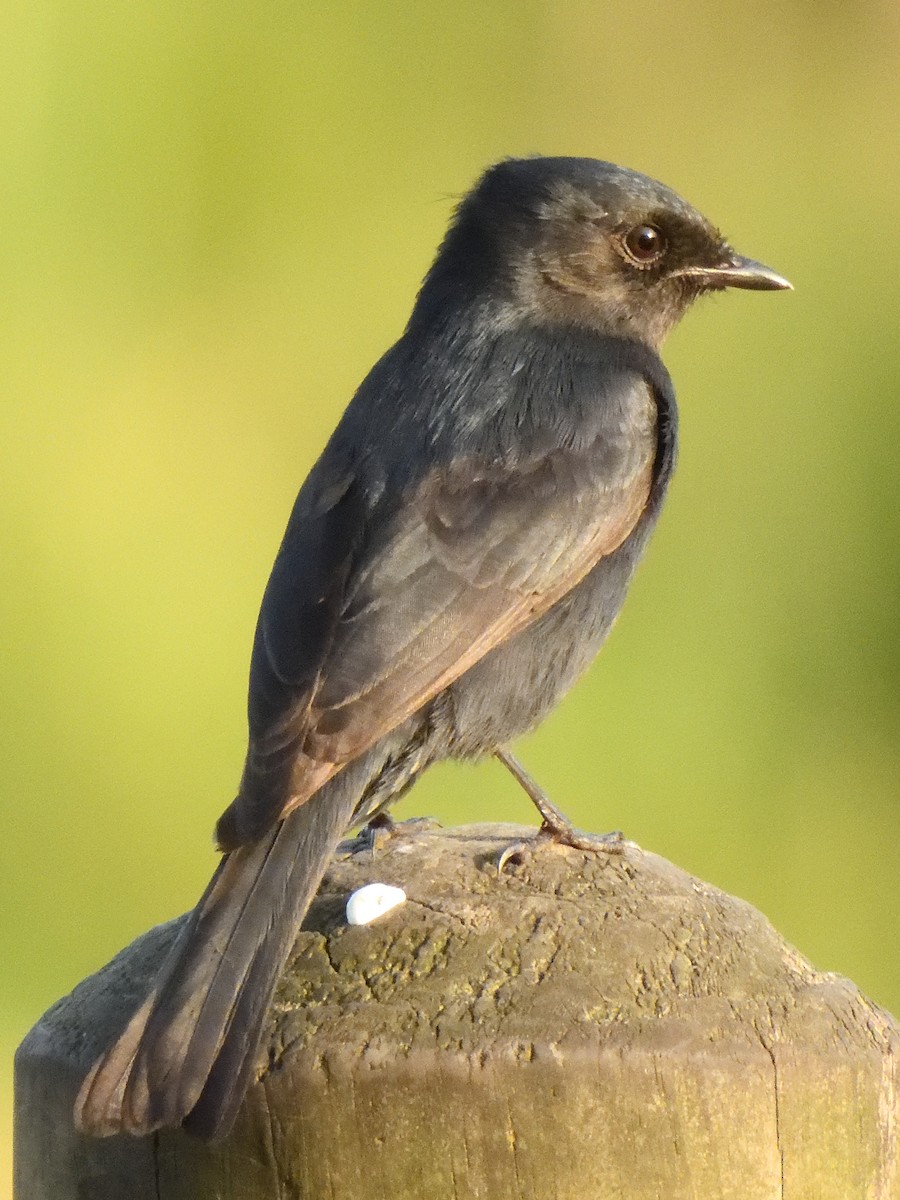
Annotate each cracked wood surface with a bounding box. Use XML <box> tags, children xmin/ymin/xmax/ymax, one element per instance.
<box><xmin>15</xmin><ymin>822</ymin><xmax>900</xmax><ymax>1199</ymax></box>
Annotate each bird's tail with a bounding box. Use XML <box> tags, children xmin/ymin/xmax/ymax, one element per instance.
<box><xmin>74</xmin><ymin>770</ymin><xmax>362</xmax><ymax>1142</ymax></box>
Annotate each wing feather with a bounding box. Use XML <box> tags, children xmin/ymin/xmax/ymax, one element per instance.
<box><xmin>218</xmin><ymin>373</ymin><xmax>657</xmax><ymax>848</ymax></box>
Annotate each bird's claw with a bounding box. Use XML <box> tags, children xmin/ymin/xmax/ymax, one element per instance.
<box><xmin>496</xmin><ymin>839</ymin><xmax>531</xmax><ymax>875</ymax></box>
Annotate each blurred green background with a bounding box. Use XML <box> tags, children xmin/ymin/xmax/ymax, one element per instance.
<box><xmin>3</xmin><ymin>0</ymin><xmax>899</xmax><ymax>1188</ymax></box>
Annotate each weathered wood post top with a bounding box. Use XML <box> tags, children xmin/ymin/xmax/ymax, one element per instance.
<box><xmin>15</xmin><ymin>822</ymin><xmax>900</xmax><ymax>1198</ymax></box>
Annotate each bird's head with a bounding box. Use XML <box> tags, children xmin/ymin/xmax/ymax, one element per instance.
<box><xmin>424</xmin><ymin>156</ymin><xmax>790</xmax><ymax>348</ymax></box>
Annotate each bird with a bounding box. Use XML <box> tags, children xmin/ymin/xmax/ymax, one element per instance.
<box><xmin>74</xmin><ymin>156</ymin><xmax>790</xmax><ymax>1141</ymax></box>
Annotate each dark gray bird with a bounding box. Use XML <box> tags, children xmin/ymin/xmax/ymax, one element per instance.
<box><xmin>74</xmin><ymin>156</ymin><xmax>790</xmax><ymax>1141</ymax></box>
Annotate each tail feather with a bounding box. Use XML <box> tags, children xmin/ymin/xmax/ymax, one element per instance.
<box><xmin>75</xmin><ymin>770</ymin><xmax>363</xmax><ymax>1140</ymax></box>
<box><xmin>183</xmin><ymin>898</ymin><xmax>297</xmax><ymax>1140</ymax></box>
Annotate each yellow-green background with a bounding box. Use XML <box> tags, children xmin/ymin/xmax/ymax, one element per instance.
<box><xmin>3</xmin><ymin>1</ymin><xmax>898</xmax><ymax>1189</ymax></box>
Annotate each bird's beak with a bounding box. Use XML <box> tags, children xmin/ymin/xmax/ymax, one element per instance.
<box><xmin>676</xmin><ymin>254</ymin><xmax>792</xmax><ymax>292</ymax></box>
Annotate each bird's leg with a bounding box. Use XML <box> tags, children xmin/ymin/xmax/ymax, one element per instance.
<box><xmin>359</xmin><ymin>810</ymin><xmax>397</xmax><ymax>855</ymax></box>
<box><xmin>494</xmin><ymin>747</ymin><xmax>624</xmax><ymax>871</ymax></box>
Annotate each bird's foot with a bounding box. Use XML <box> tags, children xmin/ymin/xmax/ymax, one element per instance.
<box><xmin>496</xmin><ymin>822</ymin><xmax>625</xmax><ymax>874</ymax></box>
<box><xmin>356</xmin><ymin>813</ymin><xmax>442</xmax><ymax>857</ymax></box>
<box><xmin>493</xmin><ymin>746</ymin><xmax>624</xmax><ymax>873</ymax></box>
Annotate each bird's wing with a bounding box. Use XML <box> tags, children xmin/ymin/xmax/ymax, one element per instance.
<box><xmin>220</xmin><ymin>376</ymin><xmax>656</xmax><ymax>847</ymax></box>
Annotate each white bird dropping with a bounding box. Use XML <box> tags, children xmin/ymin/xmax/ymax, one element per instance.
<box><xmin>345</xmin><ymin>882</ymin><xmax>407</xmax><ymax>926</ymax></box>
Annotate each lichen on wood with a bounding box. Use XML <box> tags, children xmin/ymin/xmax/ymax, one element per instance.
<box><xmin>15</xmin><ymin>822</ymin><xmax>900</xmax><ymax>1199</ymax></box>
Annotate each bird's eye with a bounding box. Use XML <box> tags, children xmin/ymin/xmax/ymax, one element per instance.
<box><xmin>623</xmin><ymin>224</ymin><xmax>667</xmax><ymax>265</ymax></box>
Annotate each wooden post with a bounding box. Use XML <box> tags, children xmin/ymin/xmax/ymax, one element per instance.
<box><xmin>15</xmin><ymin>822</ymin><xmax>900</xmax><ymax>1198</ymax></box>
